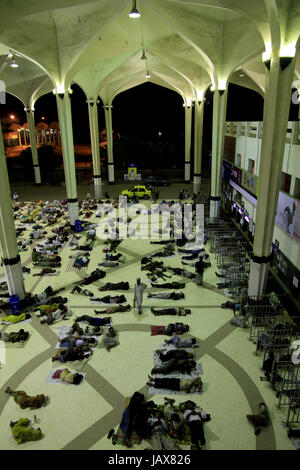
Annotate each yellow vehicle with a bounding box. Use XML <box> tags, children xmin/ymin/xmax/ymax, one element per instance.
<box><xmin>121</xmin><ymin>185</ymin><xmax>152</xmax><ymax>199</ymax></box>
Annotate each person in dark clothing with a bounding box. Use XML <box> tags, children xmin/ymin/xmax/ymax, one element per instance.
<box><xmin>75</xmin><ymin>315</ymin><xmax>112</xmax><ymax>326</ymax></box>
<box><xmin>81</xmin><ymin>269</ymin><xmax>106</xmax><ymax>285</ymax></box>
<box><xmin>151</xmin><ymin>282</ymin><xmax>185</xmax><ymax>289</ymax></box>
<box><xmin>151</xmin><ymin>307</ymin><xmax>191</xmax><ymax>316</ymax></box>
<box><xmin>151</xmin><ymin>358</ymin><xmax>196</xmax><ymax>375</ymax></box>
<box><xmin>246</xmin><ymin>403</ymin><xmax>269</xmax><ymax>435</ymax></box>
<box><xmin>98</xmin><ymin>282</ymin><xmax>129</xmax><ymax>291</ymax></box>
<box><xmin>92</xmin><ymin>294</ymin><xmax>126</xmax><ymax>303</ymax></box>
<box><xmin>195</xmin><ymin>259</ymin><xmax>204</xmax><ymax>286</ymax></box>
<box><xmin>156</xmin><ymin>349</ymin><xmax>193</xmax><ymax>362</ymax></box>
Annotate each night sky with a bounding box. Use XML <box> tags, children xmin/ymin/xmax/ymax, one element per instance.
<box><xmin>1</xmin><ymin>81</ymin><xmax>298</xmax><ymax>150</ymax></box>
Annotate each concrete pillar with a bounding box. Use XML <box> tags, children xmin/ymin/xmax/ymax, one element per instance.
<box><xmin>87</xmin><ymin>99</ymin><xmax>102</xmax><ymax>198</ymax></box>
<box><xmin>210</xmin><ymin>89</ymin><xmax>228</xmax><ymax>218</ymax></box>
<box><xmin>104</xmin><ymin>104</ymin><xmax>114</xmax><ymax>184</ymax></box>
<box><xmin>25</xmin><ymin>107</ymin><xmax>41</xmax><ymax>184</ymax></box>
<box><xmin>248</xmin><ymin>55</ymin><xmax>296</xmax><ymax>297</ymax></box>
<box><xmin>0</xmin><ymin>122</ymin><xmax>25</xmax><ymax>299</ymax></box>
<box><xmin>184</xmin><ymin>105</ymin><xmax>192</xmax><ymax>182</ymax></box>
<box><xmin>56</xmin><ymin>92</ymin><xmax>79</xmax><ymax>227</ymax></box>
<box><xmin>193</xmin><ymin>99</ymin><xmax>204</xmax><ymax>194</ymax></box>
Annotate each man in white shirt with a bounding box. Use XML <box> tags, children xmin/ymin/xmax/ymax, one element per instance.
<box><xmin>183</xmin><ymin>401</ymin><xmax>209</xmax><ymax>450</ymax></box>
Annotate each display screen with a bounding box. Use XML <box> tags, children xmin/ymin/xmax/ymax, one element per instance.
<box><xmin>233</xmin><ymin>202</ymin><xmax>236</xmax><ymax>208</ymax></box>
<box><xmin>244</xmin><ymin>215</ymin><xmax>250</xmax><ymax>223</ymax></box>
<box><xmin>238</xmin><ymin>208</ymin><xmax>243</xmax><ymax>214</ymax></box>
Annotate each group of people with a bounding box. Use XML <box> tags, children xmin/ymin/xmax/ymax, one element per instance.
<box><xmin>109</xmin><ymin>391</ymin><xmax>210</xmax><ymax>450</ymax></box>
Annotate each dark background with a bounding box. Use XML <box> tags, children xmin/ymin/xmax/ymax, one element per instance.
<box><xmin>1</xmin><ymin>81</ymin><xmax>298</xmax><ymax>171</ymax></box>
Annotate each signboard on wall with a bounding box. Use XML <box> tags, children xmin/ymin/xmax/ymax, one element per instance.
<box><xmin>231</xmin><ymin>165</ymin><xmax>242</xmax><ymax>185</ymax></box>
<box><xmin>275</xmin><ymin>192</ymin><xmax>297</xmax><ymax>236</ymax></box>
<box><xmin>242</xmin><ymin>170</ymin><xmax>258</xmax><ymax>195</ymax></box>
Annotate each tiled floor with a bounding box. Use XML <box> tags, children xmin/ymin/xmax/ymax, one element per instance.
<box><xmin>0</xmin><ymin>185</ymin><xmax>296</xmax><ymax>450</ymax></box>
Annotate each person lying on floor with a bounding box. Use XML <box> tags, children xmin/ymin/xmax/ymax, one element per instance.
<box><xmin>246</xmin><ymin>403</ymin><xmax>269</xmax><ymax>436</ymax></box>
<box><xmin>70</xmin><ymin>322</ymin><xmax>103</xmax><ymax>337</ymax></box>
<box><xmin>152</xmin><ymin>243</ymin><xmax>175</xmax><ymax>258</ymax></box>
<box><xmin>0</xmin><ymin>328</ymin><xmax>29</xmax><ymax>343</ymax></box>
<box><xmin>166</xmin><ymin>267</ymin><xmax>196</xmax><ymax>279</ymax></box>
<box><xmin>98</xmin><ymin>281</ymin><xmax>129</xmax><ymax>291</ymax></box>
<box><xmin>102</xmin><ymin>326</ymin><xmax>118</xmax><ymax>352</ymax></box>
<box><xmin>141</xmin><ymin>257</ymin><xmax>164</xmax><ymax>267</ymax></box>
<box><xmin>181</xmin><ymin>400</ymin><xmax>210</xmax><ymax>450</ymax></box>
<box><xmin>151</xmin><ymin>307</ymin><xmax>191</xmax><ymax>316</ymax></box>
<box><xmin>80</xmin><ymin>268</ymin><xmax>106</xmax><ymax>285</ymax></box>
<box><xmin>91</xmin><ymin>294</ymin><xmax>127</xmax><ymax>304</ymax></box>
<box><xmin>32</xmin><ymin>248</ymin><xmax>61</xmax><ymax>264</ymax></box>
<box><xmin>151</xmin><ymin>281</ymin><xmax>185</xmax><ymax>289</ymax></box>
<box><xmin>181</xmin><ymin>252</ymin><xmax>209</xmax><ymax>261</ymax></box>
<box><xmin>151</xmin><ymin>323</ymin><xmax>190</xmax><ymax>336</ymax></box>
<box><xmin>52</xmin><ymin>344</ymin><xmax>93</xmax><ymax>363</ymax></box>
<box><xmin>71</xmin><ymin>286</ymin><xmax>94</xmax><ymax>296</ymax></box>
<box><xmin>58</xmin><ymin>334</ymin><xmax>98</xmax><ymax>349</ymax></box>
<box><xmin>10</xmin><ymin>419</ymin><xmax>43</xmax><ymax>445</ymax></box>
<box><xmin>164</xmin><ymin>336</ymin><xmax>198</xmax><ymax>348</ymax></box>
<box><xmin>151</xmin><ymin>358</ymin><xmax>197</xmax><ymax>375</ymax></box>
<box><xmin>156</xmin><ymin>349</ymin><xmax>194</xmax><ymax>362</ymax></box>
<box><xmin>147</xmin><ymin>408</ymin><xmax>180</xmax><ymax>450</ymax></box>
<box><xmin>32</xmin><ymin>268</ymin><xmax>59</xmax><ymax>276</ymax></box>
<box><xmin>148</xmin><ymin>291</ymin><xmax>184</xmax><ymax>300</ymax></box>
<box><xmin>94</xmin><ymin>304</ymin><xmax>131</xmax><ymax>314</ymax></box>
<box><xmin>217</xmin><ymin>279</ymin><xmax>244</xmax><ymax>289</ymax></box>
<box><xmin>178</xmin><ymin>247</ymin><xmax>205</xmax><ymax>254</ymax></box>
<box><xmin>104</xmin><ymin>252</ymin><xmax>124</xmax><ymax>262</ymax></box>
<box><xmin>51</xmin><ymin>368</ymin><xmax>84</xmax><ymax>385</ymax></box>
<box><xmin>75</xmin><ymin>315</ymin><xmax>112</xmax><ymax>327</ymax></box>
<box><xmin>1</xmin><ymin>313</ymin><xmax>31</xmax><ymax>324</ymax></box>
<box><xmin>5</xmin><ymin>387</ymin><xmax>48</xmax><ymax>409</ymax></box>
<box><xmin>39</xmin><ymin>304</ymin><xmax>72</xmax><ymax>325</ymax></box>
<box><xmin>147</xmin><ymin>376</ymin><xmax>203</xmax><ymax>393</ymax></box>
<box><xmin>113</xmin><ymin>391</ymin><xmax>157</xmax><ymax>448</ymax></box>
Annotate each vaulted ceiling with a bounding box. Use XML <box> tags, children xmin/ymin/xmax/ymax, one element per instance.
<box><xmin>0</xmin><ymin>0</ymin><xmax>299</xmax><ymax>107</ymax></box>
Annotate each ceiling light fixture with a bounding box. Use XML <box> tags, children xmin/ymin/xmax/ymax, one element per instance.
<box><xmin>129</xmin><ymin>0</ymin><xmax>140</xmax><ymax>18</ymax></box>
<box><xmin>141</xmin><ymin>49</ymin><xmax>147</xmax><ymax>60</ymax></box>
<box><xmin>145</xmin><ymin>70</ymin><xmax>150</xmax><ymax>78</ymax></box>
<box><xmin>10</xmin><ymin>56</ymin><xmax>19</xmax><ymax>68</ymax></box>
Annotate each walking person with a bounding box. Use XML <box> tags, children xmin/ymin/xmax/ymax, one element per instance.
<box><xmin>133</xmin><ymin>278</ymin><xmax>147</xmax><ymax>315</ymax></box>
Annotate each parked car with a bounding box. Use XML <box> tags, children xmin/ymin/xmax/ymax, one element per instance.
<box><xmin>144</xmin><ymin>176</ymin><xmax>170</xmax><ymax>186</ymax></box>
<box><xmin>121</xmin><ymin>185</ymin><xmax>152</xmax><ymax>199</ymax></box>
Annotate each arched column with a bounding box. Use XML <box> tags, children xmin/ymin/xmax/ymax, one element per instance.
<box><xmin>56</xmin><ymin>92</ymin><xmax>79</xmax><ymax>228</ymax></box>
<box><xmin>104</xmin><ymin>104</ymin><xmax>114</xmax><ymax>184</ymax></box>
<box><xmin>193</xmin><ymin>99</ymin><xmax>204</xmax><ymax>194</ymax></box>
<box><xmin>210</xmin><ymin>89</ymin><xmax>228</xmax><ymax>218</ymax></box>
<box><xmin>184</xmin><ymin>105</ymin><xmax>192</xmax><ymax>182</ymax></box>
<box><xmin>25</xmin><ymin>107</ymin><xmax>41</xmax><ymax>184</ymax></box>
<box><xmin>87</xmin><ymin>98</ymin><xmax>102</xmax><ymax>198</ymax></box>
<box><xmin>248</xmin><ymin>55</ymin><xmax>296</xmax><ymax>297</ymax></box>
<box><xmin>0</xmin><ymin>122</ymin><xmax>25</xmax><ymax>299</ymax></box>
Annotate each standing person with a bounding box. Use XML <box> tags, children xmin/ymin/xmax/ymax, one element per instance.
<box><xmin>133</xmin><ymin>278</ymin><xmax>147</xmax><ymax>315</ymax></box>
<box><xmin>195</xmin><ymin>258</ymin><xmax>204</xmax><ymax>286</ymax></box>
<box><xmin>152</xmin><ymin>187</ymin><xmax>157</xmax><ymax>203</ymax></box>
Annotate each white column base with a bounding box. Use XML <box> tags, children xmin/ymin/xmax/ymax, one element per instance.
<box><xmin>4</xmin><ymin>262</ymin><xmax>26</xmax><ymax>299</ymax></box>
<box><xmin>68</xmin><ymin>201</ymin><xmax>79</xmax><ymax>226</ymax></box>
<box><xmin>248</xmin><ymin>261</ymin><xmax>269</xmax><ymax>297</ymax></box>
<box><xmin>185</xmin><ymin>163</ymin><xmax>190</xmax><ymax>182</ymax></box>
<box><xmin>34</xmin><ymin>165</ymin><xmax>41</xmax><ymax>184</ymax></box>
<box><xmin>108</xmin><ymin>164</ymin><xmax>115</xmax><ymax>183</ymax></box>
<box><xmin>94</xmin><ymin>177</ymin><xmax>102</xmax><ymax>199</ymax></box>
<box><xmin>193</xmin><ymin>176</ymin><xmax>201</xmax><ymax>195</ymax></box>
<box><xmin>209</xmin><ymin>199</ymin><xmax>220</xmax><ymax>219</ymax></box>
